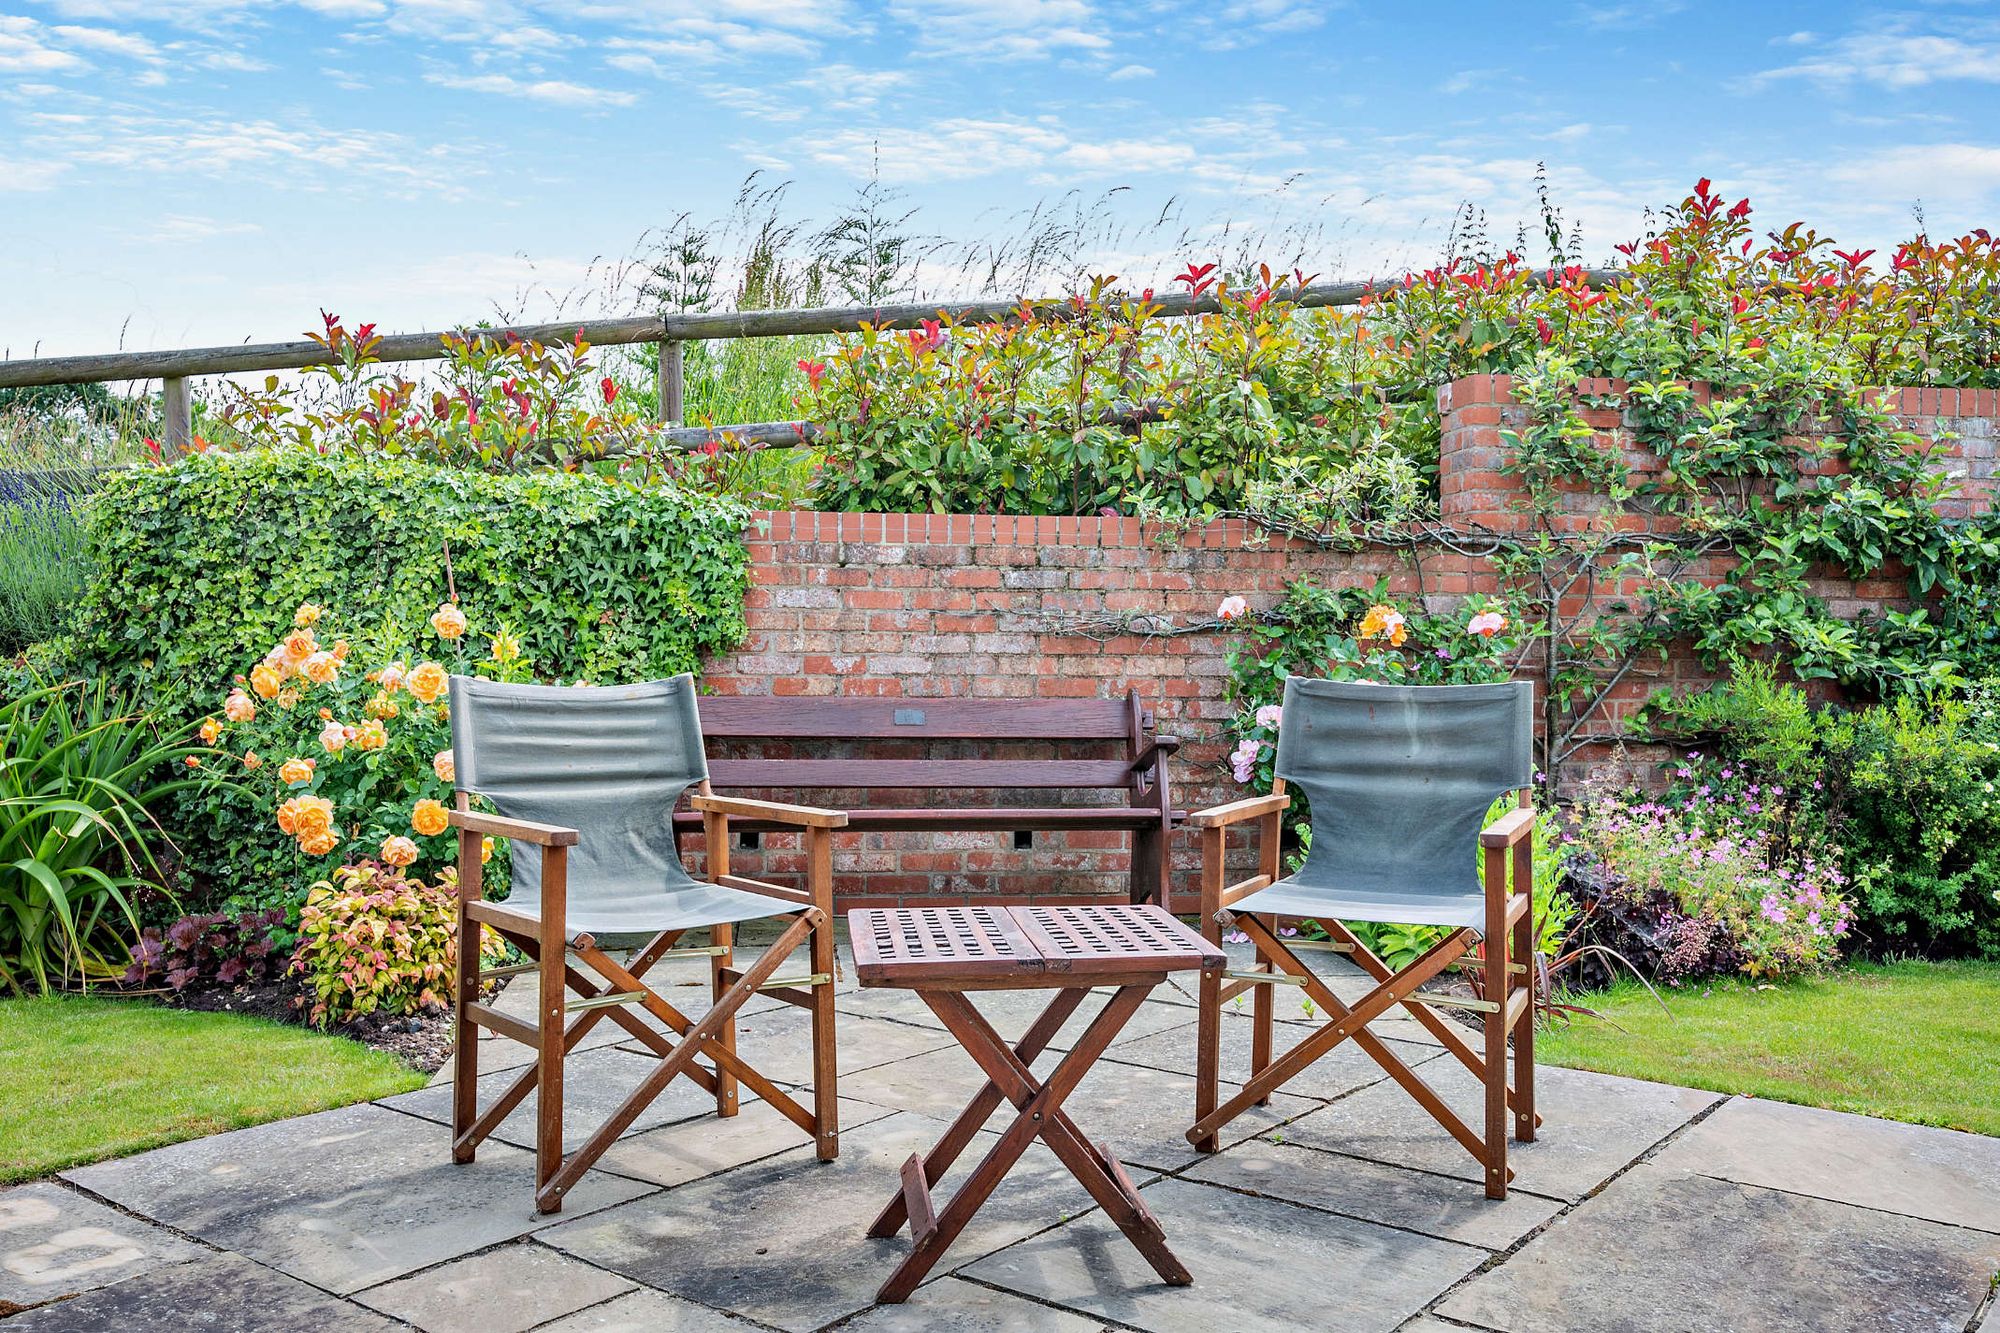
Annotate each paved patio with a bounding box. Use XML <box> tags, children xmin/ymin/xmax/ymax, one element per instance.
<box><xmin>6</xmin><ymin>937</ymin><xmax>1998</xmax><ymax>1332</ymax></box>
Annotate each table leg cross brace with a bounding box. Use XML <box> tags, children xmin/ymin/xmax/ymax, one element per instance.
<box><xmin>871</xmin><ymin>984</ymin><xmax>1191</xmax><ymax>1304</ymax></box>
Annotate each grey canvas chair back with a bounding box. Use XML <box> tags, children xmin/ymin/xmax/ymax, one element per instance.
<box><xmin>449</xmin><ymin>675</ymin><xmax>709</xmax><ymax>918</ymax></box>
<box><xmin>1275</xmin><ymin>678</ymin><xmax>1533</xmax><ymax>902</ymax></box>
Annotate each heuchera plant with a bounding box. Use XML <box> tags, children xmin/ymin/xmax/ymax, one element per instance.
<box><xmin>123</xmin><ymin>908</ymin><xmax>286</xmax><ymax>991</ymax></box>
<box><xmin>289</xmin><ymin>859</ymin><xmax>503</xmax><ymax>1027</ymax></box>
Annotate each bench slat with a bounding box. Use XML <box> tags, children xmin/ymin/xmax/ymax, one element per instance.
<box><xmin>698</xmin><ymin>697</ymin><xmax>1135</xmax><ymax>740</ymax></box>
<box><xmin>707</xmin><ymin>758</ymin><xmax>1137</xmax><ymax>789</ymax></box>
<box><xmin>674</xmin><ymin>807</ymin><xmax>1182</xmax><ymax>832</ymax></box>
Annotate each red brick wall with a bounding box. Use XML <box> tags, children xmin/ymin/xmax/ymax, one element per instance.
<box><xmin>690</xmin><ymin>375</ymin><xmax>1998</xmax><ymax>908</ymax></box>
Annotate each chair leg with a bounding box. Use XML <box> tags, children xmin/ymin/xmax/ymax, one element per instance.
<box><xmin>1192</xmin><ymin>826</ymin><xmax>1224</xmax><ymax>1154</ymax></box>
<box><xmin>450</xmin><ymin>859</ymin><xmax>481</xmax><ymax>1164</ymax></box>
<box><xmin>1250</xmin><ymin>915</ymin><xmax>1274</xmax><ymax>1106</ymax></box>
<box><xmin>1482</xmin><ymin>842</ymin><xmax>1509</xmax><ymax>1201</ymax></box>
<box><xmin>711</xmin><ymin>921</ymin><xmax>739</xmax><ymax>1118</ymax></box>
<box><xmin>535</xmin><ymin>849</ymin><xmax>570</xmax><ymax>1213</ymax></box>
<box><xmin>807</xmin><ymin>825</ymin><xmax>839</xmax><ymax>1161</ymax></box>
<box><xmin>1512</xmin><ymin>892</ymin><xmax>1537</xmax><ymax>1143</ymax></box>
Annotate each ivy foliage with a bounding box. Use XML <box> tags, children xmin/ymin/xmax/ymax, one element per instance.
<box><xmin>66</xmin><ymin>450</ymin><xmax>752</xmax><ymax>714</ymax></box>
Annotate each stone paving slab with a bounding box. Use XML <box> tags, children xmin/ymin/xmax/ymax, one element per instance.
<box><xmin>615</xmin><ymin>1008</ymin><xmax>960</xmax><ymax>1089</ymax></box>
<box><xmin>832</xmin><ymin>985</ymin><xmax>1194</xmax><ymax>1053</ymax></box>
<box><xmin>963</xmin><ymin>1176</ymin><xmax>1486</xmax><ymax>1333</ymax></box>
<box><xmin>835</xmin><ymin>1275</ymin><xmax>1114</xmax><ymax>1330</ymax></box>
<box><xmin>1101</xmin><ymin>1012</ymin><xmax>1445</xmax><ymax>1102</ymax></box>
<box><xmin>530</xmin><ymin>1285</ymin><xmax>763</xmax><ymax>1330</ymax></box>
<box><xmin>386</xmin><ymin>1044</ymin><xmax>747</xmax><ymax>1152</ymax></box>
<box><xmin>1648</xmin><ymin>1095</ymin><xmax>2000</xmax><ymax>1233</ymax></box>
<box><xmin>0</xmin><ymin>1182</ymin><xmax>205</xmax><ymax>1315</ymax></box>
<box><xmin>537</xmin><ymin>1110</ymin><xmax>1151</xmax><ymax>1333</ymax></box>
<box><xmin>594</xmin><ymin>1097</ymin><xmax>898</xmax><ymax>1189</ymax></box>
<box><xmin>1435</xmin><ymin>1163</ymin><xmax>2000</xmax><ymax>1333</ymax></box>
<box><xmin>1182</xmin><ymin>1135</ymin><xmax>1564</xmax><ymax>1250</ymax></box>
<box><xmin>351</xmin><ymin>1240</ymin><xmax>637</xmax><ymax>1332</ymax></box>
<box><xmin>62</xmin><ymin>1102</ymin><xmax>653</xmax><ymax>1294</ymax></box>
<box><xmin>1277</xmin><ymin>1064</ymin><xmax>1718</xmax><ymax>1201</ymax></box>
<box><xmin>0</xmin><ymin>1252</ymin><xmax>403</xmax><ymax>1331</ymax></box>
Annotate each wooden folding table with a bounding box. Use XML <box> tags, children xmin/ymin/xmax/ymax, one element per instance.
<box><xmin>849</xmin><ymin>903</ymin><xmax>1225</xmax><ymax>1304</ymax></box>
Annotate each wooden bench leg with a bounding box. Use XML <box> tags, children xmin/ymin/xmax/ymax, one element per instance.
<box><xmin>711</xmin><ymin>921</ymin><xmax>739</xmax><ymax>1118</ymax></box>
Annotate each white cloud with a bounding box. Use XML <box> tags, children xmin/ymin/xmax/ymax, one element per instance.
<box><xmin>1752</xmin><ymin>27</ymin><xmax>2000</xmax><ymax>90</ymax></box>
<box><xmin>425</xmin><ymin>69</ymin><xmax>636</xmax><ymax>107</ymax></box>
<box><xmin>886</xmin><ymin>0</ymin><xmax>1109</xmax><ymax>60</ymax></box>
<box><xmin>1107</xmin><ymin>62</ymin><xmax>1152</xmax><ymax>81</ymax></box>
<box><xmin>148</xmin><ymin>213</ymin><xmax>263</xmax><ymax>240</ymax></box>
<box><xmin>0</xmin><ymin>16</ymin><xmax>88</xmax><ymax>73</ymax></box>
<box><xmin>50</xmin><ymin>23</ymin><xmax>158</xmax><ymax>60</ymax></box>
<box><xmin>0</xmin><ymin>154</ymin><xmax>67</xmax><ymax>189</ymax></box>
<box><xmin>1827</xmin><ymin>142</ymin><xmax>2000</xmax><ymax>210</ymax></box>
<box><xmin>1221</xmin><ymin>1</ymin><xmax>1325</xmax><ymax>34</ymax></box>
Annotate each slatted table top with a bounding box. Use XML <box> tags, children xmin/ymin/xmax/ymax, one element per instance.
<box><xmin>849</xmin><ymin>904</ymin><xmax>1223</xmax><ymax>989</ymax></box>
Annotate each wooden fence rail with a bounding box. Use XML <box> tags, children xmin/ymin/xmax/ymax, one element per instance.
<box><xmin>0</xmin><ymin>269</ymin><xmax>1623</xmax><ymax>454</ymax></box>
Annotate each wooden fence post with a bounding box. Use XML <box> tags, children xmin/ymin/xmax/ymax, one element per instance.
<box><xmin>657</xmin><ymin>341</ymin><xmax>684</xmax><ymax>425</ymax></box>
<box><xmin>161</xmin><ymin>377</ymin><xmax>192</xmax><ymax>458</ymax></box>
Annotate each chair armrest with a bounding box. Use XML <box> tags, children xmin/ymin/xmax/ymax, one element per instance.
<box><xmin>1479</xmin><ymin>806</ymin><xmax>1537</xmax><ymax>849</ymax></box>
<box><xmin>447</xmin><ymin>808</ymin><xmax>579</xmax><ymax>847</ymax></box>
<box><xmin>1127</xmin><ymin>735</ymin><xmax>1182</xmax><ymax>773</ymax></box>
<box><xmin>1187</xmin><ymin>793</ymin><xmax>1290</xmax><ymax>828</ymax></box>
<box><xmin>689</xmin><ymin>793</ymin><xmax>849</xmax><ymax>829</ymax></box>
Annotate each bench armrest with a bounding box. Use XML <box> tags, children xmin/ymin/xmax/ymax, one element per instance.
<box><xmin>1127</xmin><ymin>735</ymin><xmax>1181</xmax><ymax>773</ymax></box>
<box><xmin>1187</xmin><ymin>793</ymin><xmax>1290</xmax><ymax>828</ymax></box>
<box><xmin>447</xmin><ymin>809</ymin><xmax>580</xmax><ymax>847</ymax></box>
<box><xmin>1478</xmin><ymin>805</ymin><xmax>1536</xmax><ymax>849</ymax></box>
<box><xmin>689</xmin><ymin>793</ymin><xmax>849</xmax><ymax>829</ymax></box>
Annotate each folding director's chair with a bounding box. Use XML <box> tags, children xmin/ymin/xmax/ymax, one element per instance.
<box><xmin>444</xmin><ymin>675</ymin><xmax>846</xmax><ymax>1214</ymax></box>
<box><xmin>1187</xmin><ymin>678</ymin><xmax>1541</xmax><ymax>1199</ymax></box>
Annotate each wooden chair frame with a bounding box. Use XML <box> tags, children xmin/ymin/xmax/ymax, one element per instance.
<box><xmin>1187</xmin><ymin>780</ymin><xmax>1541</xmax><ymax>1199</ymax></box>
<box><xmin>446</xmin><ymin>781</ymin><xmax>846</xmax><ymax>1214</ymax></box>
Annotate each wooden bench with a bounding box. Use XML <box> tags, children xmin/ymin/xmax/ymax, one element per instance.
<box><xmin>672</xmin><ymin>692</ymin><xmax>1182</xmax><ymax>905</ymax></box>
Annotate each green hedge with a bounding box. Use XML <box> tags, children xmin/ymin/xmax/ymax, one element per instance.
<box><xmin>69</xmin><ymin>452</ymin><xmax>751</xmax><ymax>711</ymax></box>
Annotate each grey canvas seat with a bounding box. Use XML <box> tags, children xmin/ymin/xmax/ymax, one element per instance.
<box><xmin>1187</xmin><ymin>677</ymin><xmax>1542</xmax><ymax>1200</ymax></box>
<box><xmin>444</xmin><ymin>674</ymin><xmax>846</xmax><ymax>1214</ymax></box>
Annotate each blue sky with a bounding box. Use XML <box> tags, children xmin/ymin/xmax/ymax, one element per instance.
<box><xmin>4</xmin><ymin>0</ymin><xmax>1999</xmax><ymax>360</ymax></box>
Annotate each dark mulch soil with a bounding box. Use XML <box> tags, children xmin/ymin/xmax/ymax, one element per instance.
<box><xmin>154</xmin><ymin>977</ymin><xmax>458</xmax><ymax>1075</ymax></box>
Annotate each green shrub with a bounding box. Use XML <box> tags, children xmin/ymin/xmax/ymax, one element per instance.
<box><xmin>0</xmin><ymin>679</ymin><xmax>212</xmax><ymax>993</ymax></box>
<box><xmin>67</xmin><ymin>450</ymin><xmax>750</xmax><ymax>713</ymax></box>
<box><xmin>290</xmin><ymin>860</ymin><xmax>499</xmax><ymax>1027</ymax></box>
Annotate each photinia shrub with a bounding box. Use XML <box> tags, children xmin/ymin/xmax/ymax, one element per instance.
<box><xmin>289</xmin><ymin>859</ymin><xmax>502</xmax><ymax>1027</ymax></box>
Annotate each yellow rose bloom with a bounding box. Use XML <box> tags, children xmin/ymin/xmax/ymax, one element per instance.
<box><xmin>223</xmin><ymin>689</ymin><xmax>256</xmax><ymax>723</ymax></box>
<box><xmin>1358</xmin><ymin>603</ymin><xmax>1409</xmax><ymax>648</ymax></box>
<box><xmin>301</xmin><ymin>651</ymin><xmax>339</xmax><ymax>685</ymax></box>
<box><xmin>250</xmin><ymin>663</ymin><xmax>283</xmax><ymax>700</ymax></box>
<box><xmin>430</xmin><ymin>602</ymin><xmax>468</xmax><ymax>640</ymax></box>
<box><xmin>276</xmin><ymin>688</ymin><xmax>301</xmax><ymax>710</ymax></box>
<box><xmin>352</xmin><ymin>719</ymin><xmax>388</xmax><ymax>752</ymax></box>
<box><xmin>277</xmin><ymin>757</ymin><xmax>315</xmax><ymax>785</ymax></box>
<box><xmin>481</xmin><ymin>836</ymin><xmax>495</xmax><ymax>865</ymax></box>
<box><xmin>198</xmin><ymin>718</ymin><xmax>221</xmax><ymax>744</ymax></box>
<box><xmin>406</xmin><ymin>661</ymin><xmax>449</xmax><ymax>704</ymax></box>
<box><xmin>299</xmin><ymin>828</ymin><xmax>339</xmax><ymax>857</ymax></box>
<box><xmin>283</xmin><ymin>628</ymin><xmax>317</xmax><ymax>663</ymax></box>
<box><xmin>331</xmin><ymin>639</ymin><xmax>351</xmax><ymax>661</ymax></box>
<box><xmin>432</xmin><ymin>749</ymin><xmax>455</xmax><ymax>783</ymax></box>
<box><xmin>364</xmin><ymin>691</ymin><xmax>400</xmax><ymax>720</ymax></box>
<box><xmin>380</xmin><ymin>835</ymin><xmax>419</xmax><ymax>868</ymax></box>
<box><xmin>292</xmin><ymin>794</ymin><xmax>336</xmax><ymax>839</ymax></box>
<box><xmin>411</xmin><ymin>798</ymin><xmax>449</xmax><ymax>837</ymax></box>
<box><xmin>275</xmin><ymin>796</ymin><xmax>302</xmax><ymax>836</ymax></box>
<box><xmin>294</xmin><ymin>603</ymin><xmax>323</xmax><ymax>628</ymax></box>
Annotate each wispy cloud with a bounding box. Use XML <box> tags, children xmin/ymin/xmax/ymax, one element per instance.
<box><xmin>885</xmin><ymin>0</ymin><xmax>1110</xmax><ymax>60</ymax></box>
<box><xmin>1749</xmin><ymin>24</ymin><xmax>2000</xmax><ymax>90</ymax></box>
<box><xmin>425</xmin><ymin>70</ymin><xmax>635</xmax><ymax>108</ymax></box>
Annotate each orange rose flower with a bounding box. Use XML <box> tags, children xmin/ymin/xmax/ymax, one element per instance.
<box><xmin>283</xmin><ymin>628</ymin><xmax>317</xmax><ymax>663</ymax></box>
<box><xmin>276</xmin><ymin>796</ymin><xmax>303</xmax><ymax>836</ymax></box>
<box><xmin>223</xmin><ymin>689</ymin><xmax>256</xmax><ymax>723</ymax></box>
<box><xmin>432</xmin><ymin>749</ymin><xmax>455</xmax><ymax>783</ymax></box>
<box><xmin>250</xmin><ymin>663</ymin><xmax>283</xmax><ymax>700</ymax></box>
<box><xmin>299</xmin><ymin>828</ymin><xmax>339</xmax><ymax>857</ymax></box>
<box><xmin>411</xmin><ymin>799</ymin><xmax>449</xmax><ymax>837</ymax></box>
<box><xmin>1358</xmin><ymin>603</ymin><xmax>1409</xmax><ymax>648</ymax></box>
<box><xmin>277</xmin><ymin>756</ymin><xmax>315</xmax><ymax>785</ymax></box>
<box><xmin>481</xmin><ymin>836</ymin><xmax>494</xmax><ymax>865</ymax></box>
<box><xmin>380</xmin><ymin>835</ymin><xmax>419</xmax><ymax>868</ymax></box>
<box><xmin>406</xmin><ymin>661</ymin><xmax>448</xmax><ymax>704</ymax></box>
<box><xmin>364</xmin><ymin>691</ymin><xmax>400</xmax><ymax>720</ymax></box>
<box><xmin>318</xmin><ymin>720</ymin><xmax>349</xmax><ymax>755</ymax></box>
<box><xmin>430</xmin><ymin>602</ymin><xmax>468</xmax><ymax>640</ymax></box>
<box><xmin>198</xmin><ymin>718</ymin><xmax>221</xmax><ymax>744</ymax></box>
<box><xmin>294</xmin><ymin>603</ymin><xmax>323</xmax><ymax>628</ymax></box>
<box><xmin>301</xmin><ymin>651</ymin><xmax>339</xmax><ymax>685</ymax></box>
<box><xmin>243</xmin><ymin>750</ymin><xmax>263</xmax><ymax>771</ymax></box>
<box><xmin>291</xmin><ymin>794</ymin><xmax>336</xmax><ymax>839</ymax></box>
<box><xmin>351</xmin><ymin>719</ymin><xmax>388</xmax><ymax>752</ymax></box>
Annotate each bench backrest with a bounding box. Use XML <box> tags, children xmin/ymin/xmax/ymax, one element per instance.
<box><xmin>696</xmin><ymin>693</ymin><xmax>1162</xmax><ymax>799</ymax></box>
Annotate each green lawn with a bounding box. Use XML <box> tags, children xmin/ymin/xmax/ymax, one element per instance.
<box><xmin>1540</xmin><ymin>959</ymin><xmax>2000</xmax><ymax>1136</ymax></box>
<box><xmin>0</xmin><ymin>994</ymin><xmax>428</xmax><ymax>1183</ymax></box>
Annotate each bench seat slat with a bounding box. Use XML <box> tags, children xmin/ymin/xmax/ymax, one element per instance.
<box><xmin>707</xmin><ymin>759</ymin><xmax>1138</xmax><ymax>789</ymax></box>
<box><xmin>698</xmin><ymin>697</ymin><xmax>1135</xmax><ymax>740</ymax></box>
<box><xmin>674</xmin><ymin>807</ymin><xmax>1185</xmax><ymax>832</ymax></box>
